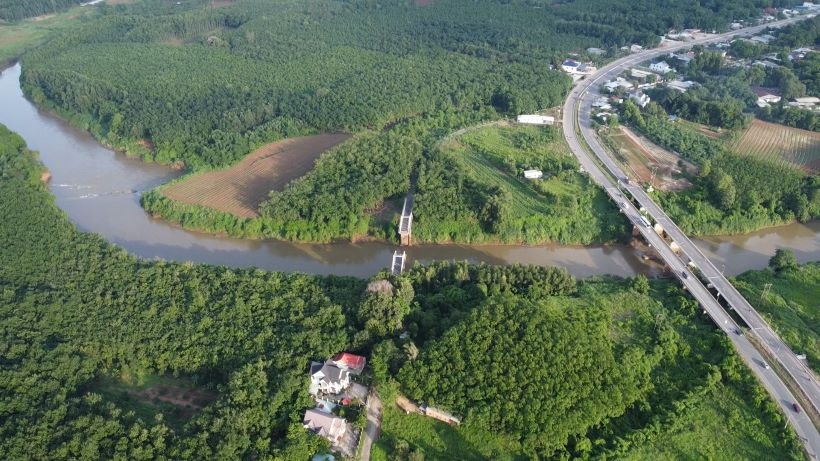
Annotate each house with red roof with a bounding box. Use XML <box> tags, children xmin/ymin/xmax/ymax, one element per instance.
<box><xmin>330</xmin><ymin>352</ymin><xmax>366</xmax><ymax>375</ymax></box>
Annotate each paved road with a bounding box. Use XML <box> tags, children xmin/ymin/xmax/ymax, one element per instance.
<box><xmin>561</xmin><ymin>16</ymin><xmax>820</xmax><ymax>457</ymax></box>
<box><xmin>359</xmin><ymin>391</ymin><xmax>382</xmax><ymax>461</ymax></box>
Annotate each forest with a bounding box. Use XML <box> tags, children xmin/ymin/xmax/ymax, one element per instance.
<box><xmin>1</xmin><ymin>123</ymin><xmax>808</xmax><ymax>459</ymax></box>
<box><xmin>619</xmin><ymin>100</ymin><xmax>820</xmax><ymax>235</ymax></box>
<box><xmin>19</xmin><ymin>0</ymin><xmax>791</xmax><ymax>242</ymax></box>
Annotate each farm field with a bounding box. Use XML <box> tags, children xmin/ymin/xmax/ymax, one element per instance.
<box><xmin>162</xmin><ymin>133</ymin><xmax>350</xmax><ymax>218</ymax></box>
<box><xmin>607</xmin><ymin>126</ymin><xmax>697</xmax><ymax>191</ymax></box>
<box><xmin>0</xmin><ymin>7</ymin><xmax>90</xmax><ymax>64</ymax></box>
<box><xmin>729</xmin><ymin>119</ymin><xmax>820</xmax><ymax>173</ymax></box>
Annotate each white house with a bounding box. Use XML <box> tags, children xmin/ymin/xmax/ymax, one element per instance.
<box><xmin>649</xmin><ymin>61</ymin><xmax>672</xmax><ymax>74</ymax></box>
<box><xmin>587</xmin><ymin>47</ymin><xmax>605</xmax><ymax>55</ymax></box>
<box><xmin>592</xmin><ymin>96</ymin><xmax>612</xmax><ymax>110</ymax></box>
<box><xmin>603</xmin><ymin>77</ymin><xmax>634</xmax><ymax>92</ymax></box>
<box><xmin>561</xmin><ymin>59</ymin><xmax>597</xmax><ymax>75</ymax></box>
<box><xmin>630</xmin><ymin>44</ymin><xmax>644</xmax><ymax>53</ymax></box>
<box><xmin>629</xmin><ymin>90</ymin><xmax>651</xmax><ymax>108</ymax></box>
<box><xmin>309</xmin><ymin>361</ymin><xmax>351</xmax><ymax>395</ymax></box>
<box><xmin>753</xmin><ymin>88</ymin><xmax>782</xmax><ymax>107</ymax></box>
<box><xmin>789</xmin><ymin>97</ymin><xmax>820</xmax><ymax>108</ymax></box>
<box><xmin>630</xmin><ymin>68</ymin><xmax>655</xmax><ymax>81</ymax></box>
<box><xmin>517</xmin><ymin>114</ymin><xmax>555</xmax><ymax>125</ymax></box>
<box><xmin>303</xmin><ymin>409</ymin><xmax>348</xmax><ymax>442</ymax></box>
<box><xmin>523</xmin><ymin>170</ymin><xmax>543</xmax><ymax>179</ymax></box>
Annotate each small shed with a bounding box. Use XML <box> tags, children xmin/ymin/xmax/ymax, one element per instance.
<box><xmin>523</xmin><ymin>170</ymin><xmax>543</xmax><ymax>179</ymax></box>
<box><xmin>517</xmin><ymin>115</ymin><xmax>555</xmax><ymax>125</ymax></box>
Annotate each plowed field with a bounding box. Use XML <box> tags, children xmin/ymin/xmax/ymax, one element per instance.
<box><xmin>163</xmin><ymin>133</ymin><xmax>350</xmax><ymax>218</ymax></box>
<box><xmin>730</xmin><ymin>119</ymin><xmax>820</xmax><ymax>173</ymax></box>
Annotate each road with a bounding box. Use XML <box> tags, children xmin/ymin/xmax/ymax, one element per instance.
<box><xmin>359</xmin><ymin>391</ymin><xmax>382</xmax><ymax>461</ymax></box>
<box><xmin>561</xmin><ymin>15</ymin><xmax>820</xmax><ymax>457</ymax></box>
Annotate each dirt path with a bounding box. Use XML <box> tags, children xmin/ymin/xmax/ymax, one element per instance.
<box><xmin>359</xmin><ymin>391</ymin><xmax>382</xmax><ymax>461</ymax></box>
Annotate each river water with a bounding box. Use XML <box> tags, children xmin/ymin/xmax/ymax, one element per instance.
<box><xmin>1</xmin><ymin>63</ymin><xmax>817</xmax><ymax>278</ymax></box>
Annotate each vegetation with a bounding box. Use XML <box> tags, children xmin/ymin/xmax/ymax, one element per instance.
<box><xmin>372</xmin><ymin>265</ymin><xmax>804</xmax><ymax>459</ymax></box>
<box><xmin>620</xmin><ymin>101</ymin><xmax>820</xmax><ymax>235</ymax></box>
<box><xmin>0</xmin><ymin>0</ymin><xmax>83</xmax><ymax>22</ymax></box>
<box><xmin>0</xmin><ymin>123</ymin><xmax>806</xmax><ymax>459</ymax></box>
<box><xmin>0</xmin><ymin>5</ymin><xmax>91</xmax><ymax>65</ymax></box>
<box><xmin>414</xmin><ymin>125</ymin><xmax>628</xmax><ymax>244</ymax></box>
<box><xmin>734</xmin><ymin>257</ymin><xmax>819</xmax><ymax>373</ymax></box>
<box><xmin>19</xmin><ymin>0</ymin><xmax>789</xmax><ymax>242</ymax></box>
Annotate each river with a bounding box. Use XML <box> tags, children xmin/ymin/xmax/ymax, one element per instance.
<box><xmin>1</xmin><ymin>63</ymin><xmax>817</xmax><ymax>278</ymax></box>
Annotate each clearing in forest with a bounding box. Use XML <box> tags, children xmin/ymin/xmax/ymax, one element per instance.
<box><xmin>729</xmin><ymin>119</ymin><xmax>820</xmax><ymax>173</ymax></box>
<box><xmin>607</xmin><ymin>126</ymin><xmax>697</xmax><ymax>191</ymax></box>
<box><xmin>163</xmin><ymin>133</ymin><xmax>351</xmax><ymax>218</ymax></box>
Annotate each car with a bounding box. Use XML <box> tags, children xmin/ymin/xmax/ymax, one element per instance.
<box><xmin>762</xmin><ymin>362</ymin><xmax>770</xmax><ymax>370</ymax></box>
<box><xmin>681</xmin><ymin>270</ymin><xmax>688</xmax><ymax>279</ymax></box>
<box><xmin>734</xmin><ymin>329</ymin><xmax>743</xmax><ymax>336</ymax></box>
<box><xmin>792</xmin><ymin>403</ymin><xmax>800</xmax><ymax>413</ymax></box>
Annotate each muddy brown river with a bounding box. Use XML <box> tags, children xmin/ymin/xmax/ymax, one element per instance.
<box><xmin>1</xmin><ymin>64</ymin><xmax>817</xmax><ymax>277</ymax></box>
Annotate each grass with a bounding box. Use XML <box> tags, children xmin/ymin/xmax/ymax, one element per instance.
<box><xmin>372</xmin><ymin>392</ymin><xmax>526</xmax><ymax>460</ymax></box>
<box><xmin>0</xmin><ymin>7</ymin><xmax>91</xmax><ymax>64</ymax></box>
<box><xmin>733</xmin><ymin>263</ymin><xmax>819</xmax><ymax>373</ymax></box>
<box><xmin>91</xmin><ymin>373</ymin><xmax>217</xmax><ymax>429</ymax></box>
<box><xmin>729</xmin><ymin>119</ymin><xmax>820</xmax><ymax>174</ymax></box>
<box><xmin>426</xmin><ymin>124</ymin><xmax>627</xmax><ymax>244</ymax></box>
<box><xmin>621</xmin><ymin>383</ymin><xmax>802</xmax><ymax>460</ymax></box>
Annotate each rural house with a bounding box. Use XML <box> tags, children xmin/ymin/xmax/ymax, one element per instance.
<box><xmin>517</xmin><ymin>114</ymin><xmax>555</xmax><ymax>125</ymax></box>
<box><xmin>753</xmin><ymin>87</ymin><xmax>782</xmax><ymax>107</ymax></box>
<box><xmin>649</xmin><ymin>61</ymin><xmax>672</xmax><ymax>74</ymax></box>
<box><xmin>309</xmin><ymin>361</ymin><xmax>351</xmax><ymax>395</ymax></box>
<box><xmin>330</xmin><ymin>352</ymin><xmax>367</xmax><ymax>375</ymax></box>
<box><xmin>303</xmin><ymin>409</ymin><xmax>348</xmax><ymax>442</ymax></box>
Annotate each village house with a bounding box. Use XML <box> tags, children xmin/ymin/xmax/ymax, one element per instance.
<box><xmin>667</xmin><ymin>80</ymin><xmax>697</xmax><ymax>92</ymax></box>
<box><xmin>309</xmin><ymin>361</ymin><xmax>351</xmax><ymax>395</ymax></box>
<box><xmin>628</xmin><ymin>90</ymin><xmax>651</xmax><ymax>108</ymax></box>
<box><xmin>751</xmin><ymin>34</ymin><xmax>776</xmax><ymax>45</ymax></box>
<box><xmin>523</xmin><ymin>169</ymin><xmax>543</xmax><ymax>179</ymax></box>
<box><xmin>561</xmin><ymin>59</ymin><xmax>597</xmax><ymax>76</ymax></box>
<box><xmin>789</xmin><ymin>96</ymin><xmax>820</xmax><ymax>109</ymax></box>
<box><xmin>604</xmin><ymin>77</ymin><xmax>634</xmax><ymax>92</ymax></box>
<box><xmin>586</xmin><ymin>47</ymin><xmax>605</xmax><ymax>56</ymax></box>
<box><xmin>329</xmin><ymin>352</ymin><xmax>366</xmax><ymax>375</ymax></box>
<box><xmin>629</xmin><ymin>68</ymin><xmax>655</xmax><ymax>82</ymax></box>
<box><xmin>753</xmin><ymin>87</ymin><xmax>782</xmax><ymax>107</ymax></box>
<box><xmin>303</xmin><ymin>409</ymin><xmax>348</xmax><ymax>443</ymax></box>
<box><xmin>649</xmin><ymin>61</ymin><xmax>672</xmax><ymax>74</ymax></box>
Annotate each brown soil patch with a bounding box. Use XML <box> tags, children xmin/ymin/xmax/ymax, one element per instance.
<box><xmin>133</xmin><ymin>385</ymin><xmax>217</xmax><ymax>419</ymax></box>
<box><xmin>40</xmin><ymin>171</ymin><xmax>52</xmax><ymax>183</ymax></box>
<box><xmin>163</xmin><ymin>133</ymin><xmax>351</xmax><ymax>218</ymax></box>
<box><xmin>608</xmin><ymin>126</ymin><xmax>697</xmax><ymax>191</ymax></box>
<box><xmin>729</xmin><ymin>119</ymin><xmax>820</xmax><ymax>174</ymax></box>
<box><xmin>137</xmin><ymin>138</ymin><xmax>155</xmax><ymax>151</ymax></box>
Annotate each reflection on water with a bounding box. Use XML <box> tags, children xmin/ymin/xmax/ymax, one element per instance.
<box><xmin>0</xmin><ymin>63</ymin><xmax>816</xmax><ymax>277</ymax></box>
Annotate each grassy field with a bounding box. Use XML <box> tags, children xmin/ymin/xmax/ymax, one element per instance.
<box><xmin>92</xmin><ymin>374</ymin><xmax>217</xmax><ymax>429</ymax></box>
<box><xmin>0</xmin><ymin>7</ymin><xmax>91</xmax><ymax>64</ymax></box>
<box><xmin>729</xmin><ymin>119</ymin><xmax>820</xmax><ymax>173</ymax></box>
<box><xmin>162</xmin><ymin>133</ymin><xmax>350</xmax><ymax>218</ymax></box>
<box><xmin>620</xmin><ymin>383</ymin><xmax>801</xmax><ymax>460</ymax></box>
<box><xmin>419</xmin><ymin>124</ymin><xmax>627</xmax><ymax>244</ymax></box>
<box><xmin>733</xmin><ymin>262</ymin><xmax>819</xmax><ymax>373</ymax></box>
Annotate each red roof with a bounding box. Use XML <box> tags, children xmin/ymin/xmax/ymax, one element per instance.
<box><xmin>332</xmin><ymin>352</ymin><xmax>366</xmax><ymax>371</ymax></box>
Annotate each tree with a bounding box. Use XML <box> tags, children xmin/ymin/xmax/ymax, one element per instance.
<box><xmin>769</xmin><ymin>249</ymin><xmax>798</xmax><ymax>273</ymax></box>
<box><xmin>631</xmin><ymin>274</ymin><xmax>650</xmax><ymax>295</ymax></box>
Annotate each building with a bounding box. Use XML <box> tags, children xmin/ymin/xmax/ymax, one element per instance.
<box><xmin>630</xmin><ymin>44</ymin><xmax>644</xmax><ymax>53</ymax></box>
<box><xmin>330</xmin><ymin>352</ymin><xmax>366</xmax><ymax>375</ymax></box>
<box><xmin>649</xmin><ymin>61</ymin><xmax>672</xmax><ymax>74</ymax></box>
<box><xmin>303</xmin><ymin>409</ymin><xmax>348</xmax><ymax>442</ymax></box>
<box><xmin>561</xmin><ymin>59</ymin><xmax>597</xmax><ymax>76</ymax></box>
<box><xmin>587</xmin><ymin>47</ymin><xmax>605</xmax><ymax>55</ymax></box>
<box><xmin>603</xmin><ymin>77</ymin><xmax>634</xmax><ymax>92</ymax></box>
<box><xmin>751</xmin><ymin>34</ymin><xmax>776</xmax><ymax>44</ymax></box>
<box><xmin>667</xmin><ymin>80</ymin><xmax>697</xmax><ymax>92</ymax></box>
<box><xmin>628</xmin><ymin>90</ymin><xmax>651</xmax><ymax>108</ymax></box>
<box><xmin>592</xmin><ymin>96</ymin><xmax>612</xmax><ymax>110</ymax></box>
<box><xmin>752</xmin><ymin>87</ymin><xmax>782</xmax><ymax>107</ymax></box>
<box><xmin>523</xmin><ymin>170</ymin><xmax>543</xmax><ymax>179</ymax></box>
<box><xmin>630</xmin><ymin>68</ymin><xmax>655</xmax><ymax>81</ymax></box>
<box><xmin>516</xmin><ymin>114</ymin><xmax>555</xmax><ymax>125</ymax></box>
<box><xmin>789</xmin><ymin>97</ymin><xmax>820</xmax><ymax>109</ymax></box>
<box><xmin>310</xmin><ymin>361</ymin><xmax>351</xmax><ymax>395</ymax></box>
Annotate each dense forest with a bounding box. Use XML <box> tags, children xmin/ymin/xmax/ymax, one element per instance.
<box><xmin>619</xmin><ymin>100</ymin><xmax>820</xmax><ymax>235</ymax></box>
<box><xmin>0</xmin><ymin>0</ymin><xmax>82</xmax><ymax>22</ymax></box>
<box><xmin>1</xmin><ymin>123</ymin><xmax>806</xmax><ymax>458</ymax></box>
<box><xmin>20</xmin><ymin>0</ymin><xmax>792</xmax><ymax>242</ymax></box>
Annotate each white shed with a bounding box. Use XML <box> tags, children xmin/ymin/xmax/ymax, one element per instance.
<box><xmin>523</xmin><ymin>170</ymin><xmax>543</xmax><ymax>179</ymax></box>
<box><xmin>517</xmin><ymin>115</ymin><xmax>555</xmax><ymax>125</ymax></box>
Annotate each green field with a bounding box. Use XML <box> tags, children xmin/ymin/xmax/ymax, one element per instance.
<box><xmin>733</xmin><ymin>262</ymin><xmax>820</xmax><ymax>373</ymax></box>
<box><xmin>0</xmin><ymin>6</ymin><xmax>90</xmax><ymax>64</ymax></box>
<box><xmin>414</xmin><ymin>124</ymin><xmax>628</xmax><ymax>244</ymax></box>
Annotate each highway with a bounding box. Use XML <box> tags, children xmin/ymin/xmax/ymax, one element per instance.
<box><xmin>561</xmin><ymin>15</ymin><xmax>820</xmax><ymax>457</ymax></box>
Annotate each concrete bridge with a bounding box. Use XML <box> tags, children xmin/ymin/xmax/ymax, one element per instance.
<box><xmin>399</xmin><ymin>194</ymin><xmax>413</xmax><ymax>246</ymax></box>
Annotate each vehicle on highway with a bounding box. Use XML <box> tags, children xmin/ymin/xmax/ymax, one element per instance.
<box><xmin>793</xmin><ymin>403</ymin><xmax>801</xmax><ymax>413</ymax></box>
<box><xmin>639</xmin><ymin>215</ymin><xmax>651</xmax><ymax>228</ymax></box>
<box><xmin>681</xmin><ymin>270</ymin><xmax>688</xmax><ymax>279</ymax></box>
<box><xmin>762</xmin><ymin>362</ymin><xmax>770</xmax><ymax>370</ymax></box>
<box><xmin>734</xmin><ymin>328</ymin><xmax>742</xmax><ymax>336</ymax></box>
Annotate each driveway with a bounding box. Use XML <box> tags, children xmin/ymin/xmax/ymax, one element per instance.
<box><xmin>359</xmin><ymin>391</ymin><xmax>382</xmax><ymax>461</ymax></box>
